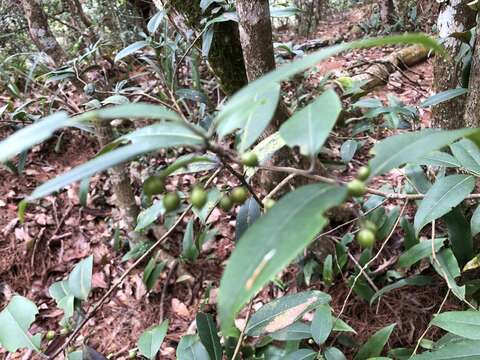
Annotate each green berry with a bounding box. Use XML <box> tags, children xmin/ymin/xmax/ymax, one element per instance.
<box><xmin>347</xmin><ymin>179</ymin><xmax>366</xmax><ymax>197</ymax></box>
<box><xmin>46</xmin><ymin>330</ymin><xmax>55</xmax><ymax>341</ymax></box>
<box><xmin>263</xmin><ymin>198</ymin><xmax>276</xmax><ymax>210</ymax></box>
<box><xmin>357</xmin><ymin>166</ymin><xmax>370</xmax><ymax>181</ymax></box>
<box><xmin>163</xmin><ymin>192</ymin><xmax>181</xmax><ymax>212</ymax></box>
<box><xmin>190</xmin><ymin>186</ymin><xmax>208</xmax><ymax>209</ymax></box>
<box><xmin>357</xmin><ymin>229</ymin><xmax>376</xmax><ymax>248</ymax></box>
<box><xmin>143</xmin><ymin>175</ymin><xmax>165</xmax><ymax>196</ymax></box>
<box><xmin>362</xmin><ymin>220</ymin><xmax>378</xmax><ymax>234</ymax></box>
<box><xmin>60</xmin><ymin>327</ymin><xmax>70</xmax><ymax>336</ymax></box>
<box><xmin>128</xmin><ymin>350</ymin><xmax>137</xmax><ymax>359</ymax></box>
<box><xmin>241</xmin><ymin>152</ymin><xmax>259</xmax><ymax>167</ymax></box>
<box><xmin>231</xmin><ymin>187</ymin><xmax>248</xmax><ymax>204</ymax></box>
<box><xmin>219</xmin><ymin>195</ymin><xmax>233</xmax><ymax>211</ymax></box>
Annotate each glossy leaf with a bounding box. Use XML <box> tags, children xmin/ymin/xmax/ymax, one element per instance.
<box><xmin>280</xmin><ymin>89</ymin><xmax>342</xmax><ymax>156</ymax></box>
<box><xmin>412</xmin><ymin>340</ymin><xmax>480</xmax><ymax>359</ymax></box>
<box><xmin>340</xmin><ymin>140</ymin><xmax>358</xmax><ymax>163</ymax></box>
<box><xmin>138</xmin><ymin>321</ymin><xmax>169</xmax><ymax>359</ymax></box>
<box><xmin>115</xmin><ymin>41</ymin><xmax>148</xmax><ymax>62</ymax></box>
<box><xmin>420</xmin><ymin>88</ymin><xmax>468</xmax><ymax>108</ymax></box>
<box><xmin>398</xmin><ymin>238</ymin><xmax>446</xmax><ymax>269</ymax></box>
<box><xmin>369</xmin><ymin>129</ymin><xmax>480</xmax><ymax>178</ymax></box>
<box><xmin>431</xmin><ymin>249</ymin><xmax>465</xmax><ymax>301</ymax></box>
<box><xmin>413</xmin><ymin>151</ymin><xmax>460</xmax><ymax>168</ymax></box>
<box><xmin>444</xmin><ymin>207</ymin><xmax>473</xmax><ymax>267</ymax></box>
<box><xmin>196</xmin><ymin>313</ymin><xmax>222</xmax><ymax>360</ymax></box>
<box><xmin>245</xmin><ymin>290</ymin><xmax>330</xmax><ymax>336</ymax></box>
<box><xmin>0</xmin><ymin>295</ymin><xmax>41</xmax><ymax>352</ymax></box>
<box><xmin>270</xmin><ymin>322</ymin><xmax>311</xmax><ymax>341</ymax></box>
<box><xmin>92</xmin><ymin>103</ymin><xmax>181</xmax><ymax>122</ymax></box>
<box><xmin>311</xmin><ymin>305</ymin><xmax>333</xmax><ymax>345</ymax></box>
<box><xmin>431</xmin><ymin>311</ymin><xmax>480</xmax><ymax>340</ymax></box>
<box><xmin>176</xmin><ymin>335</ymin><xmax>210</xmax><ymax>360</ymax></box>
<box><xmin>68</xmin><ymin>255</ymin><xmax>93</xmax><ymax>300</ymax></box>
<box><xmin>235</xmin><ymin>198</ymin><xmax>261</xmax><ymax>242</ymax></box>
<box><xmin>370</xmin><ymin>276</ymin><xmax>432</xmax><ymax>304</ymax></box>
<box><xmin>325</xmin><ymin>347</ymin><xmax>347</xmax><ymax>360</ymax></box>
<box><xmin>283</xmin><ymin>349</ymin><xmax>317</xmax><ymax>360</ymax></box>
<box><xmin>332</xmin><ymin>318</ymin><xmax>356</xmax><ymax>333</ymax></box>
<box><xmin>471</xmin><ymin>205</ymin><xmax>480</xmax><ymax>237</ymax></box>
<box><xmin>49</xmin><ymin>280</ymin><xmax>75</xmax><ymax>319</ymax></box>
<box><xmin>414</xmin><ymin>175</ymin><xmax>475</xmax><ymax>236</ymax></box>
<box><xmin>219</xmin><ymin>184</ymin><xmax>347</xmax><ymax>334</ymax></box>
<box><xmin>451</xmin><ymin>139</ymin><xmax>480</xmax><ymax>175</ymax></box>
<box><xmin>182</xmin><ymin>219</ymin><xmax>198</xmax><ymax>261</ymax></box>
<box><xmin>136</xmin><ymin>200</ymin><xmax>166</xmax><ymax>232</ymax></box>
<box><xmin>355</xmin><ymin>324</ymin><xmax>396</xmax><ymax>360</ymax></box>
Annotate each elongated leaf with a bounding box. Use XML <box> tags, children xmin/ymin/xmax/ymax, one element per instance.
<box><xmin>235</xmin><ymin>198</ymin><xmax>261</xmax><ymax>242</ymax></box>
<box><xmin>431</xmin><ymin>249</ymin><xmax>465</xmax><ymax>301</ymax></box>
<box><xmin>283</xmin><ymin>349</ymin><xmax>317</xmax><ymax>360</ymax></box>
<box><xmin>325</xmin><ymin>347</ymin><xmax>347</xmax><ymax>360</ymax></box>
<box><xmin>270</xmin><ymin>322</ymin><xmax>312</xmax><ymax>341</ymax></box>
<box><xmin>311</xmin><ymin>305</ymin><xmax>333</xmax><ymax>345</ymax></box>
<box><xmin>340</xmin><ymin>140</ymin><xmax>358</xmax><ymax>163</ymax></box>
<box><xmin>196</xmin><ymin>313</ymin><xmax>222</xmax><ymax>360</ymax></box>
<box><xmin>471</xmin><ymin>205</ymin><xmax>480</xmax><ymax>237</ymax></box>
<box><xmin>431</xmin><ymin>311</ymin><xmax>480</xmax><ymax>340</ymax></box>
<box><xmin>83</xmin><ymin>345</ymin><xmax>108</xmax><ymax>360</ymax></box>
<box><xmin>444</xmin><ymin>207</ymin><xmax>473</xmax><ymax>267</ymax></box>
<box><xmin>147</xmin><ymin>10</ymin><xmax>165</xmax><ymax>33</ymax></box>
<box><xmin>420</xmin><ymin>88</ymin><xmax>468</xmax><ymax>108</ymax></box>
<box><xmin>414</xmin><ymin>175</ymin><xmax>475</xmax><ymax>236</ymax></box>
<box><xmin>115</xmin><ymin>41</ymin><xmax>148</xmax><ymax>62</ymax></box>
<box><xmin>136</xmin><ymin>200</ymin><xmax>166</xmax><ymax>232</ymax></box>
<box><xmin>218</xmin><ymin>34</ymin><xmax>443</xmax><ymax>124</ymax></box>
<box><xmin>412</xmin><ymin>340</ymin><xmax>480</xmax><ymax>359</ymax></box>
<box><xmin>450</xmin><ymin>139</ymin><xmax>480</xmax><ymax>175</ymax></box>
<box><xmin>370</xmin><ymin>276</ymin><xmax>432</xmax><ymax>304</ymax></box>
<box><xmin>245</xmin><ymin>132</ymin><xmax>286</xmax><ymax>179</ymax></box>
<box><xmin>120</xmin><ymin>122</ymin><xmax>205</xmax><ymax>146</ymax></box>
<box><xmin>49</xmin><ymin>280</ymin><xmax>75</xmax><ymax>318</ymax></box>
<box><xmin>355</xmin><ymin>324</ymin><xmax>396</xmax><ymax>360</ymax></box>
<box><xmin>0</xmin><ymin>112</ymin><xmax>70</xmax><ymax>163</ymax></box>
<box><xmin>216</xmin><ymin>83</ymin><xmax>280</xmax><ymax>152</ymax></box>
<box><xmin>245</xmin><ymin>290</ymin><xmax>330</xmax><ymax>336</ymax></box>
<box><xmin>182</xmin><ymin>219</ymin><xmax>197</xmax><ymax>261</ymax></box>
<box><xmin>398</xmin><ymin>238</ymin><xmax>446</xmax><ymax>269</ymax></box>
<box><xmin>401</xmin><ymin>217</ymin><xmax>419</xmax><ymax>250</ymax></box>
<box><xmin>68</xmin><ymin>255</ymin><xmax>93</xmax><ymax>300</ymax></box>
<box><xmin>138</xmin><ymin>321</ymin><xmax>169</xmax><ymax>359</ymax></box>
<box><xmin>280</xmin><ymin>89</ymin><xmax>342</xmax><ymax>156</ymax></box>
<box><xmin>0</xmin><ymin>295</ymin><xmax>41</xmax><ymax>352</ymax></box>
<box><xmin>93</xmin><ymin>103</ymin><xmax>180</xmax><ymax>122</ymax></box>
<box><xmin>176</xmin><ymin>335</ymin><xmax>210</xmax><ymax>360</ymax></box>
<box><xmin>413</xmin><ymin>151</ymin><xmax>460</xmax><ymax>168</ymax></box>
<box><xmin>333</xmin><ymin>318</ymin><xmax>356</xmax><ymax>333</ymax></box>
<box><xmin>369</xmin><ymin>129</ymin><xmax>480</xmax><ymax>178</ymax></box>
<box><xmin>219</xmin><ymin>184</ymin><xmax>347</xmax><ymax>334</ymax></box>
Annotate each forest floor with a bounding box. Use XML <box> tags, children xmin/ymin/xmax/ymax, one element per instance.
<box><xmin>0</xmin><ymin>7</ymin><xmax>458</xmax><ymax>360</ymax></box>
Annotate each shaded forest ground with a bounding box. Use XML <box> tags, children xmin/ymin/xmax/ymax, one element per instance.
<box><xmin>0</xmin><ymin>7</ymin><xmax>457</xmax><ymax>359</ymax></box>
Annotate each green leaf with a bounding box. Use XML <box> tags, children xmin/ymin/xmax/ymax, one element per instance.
<box><xmin>137</xmin><ymin>320</ymin><xmax>169</xmax><ymax>359</ymax></box>
<box><xmin>216</xmin><ymin>83</ymin><xmax>281</xmax><ymax>152</ymax></box>
<box><xmin>311</xmin><ymin>305</ymin><xmax>332</xmax><ymax>345</ymax></box>
<box><xmin>414</xmin><ymin>175</ymin><xmax>475</xmax><ymax>236</ymax></box>
<box><xmin>431</xmin><ymin>249</ymin><xmax>466</xmax><ymax>301</ymax></box>
<box><xmin>431</xmin><ymin>311</ymin><xmax>480</xmax><ymax>340</ymax></box>
<box><xmin>324</xmin><ymin>347</ymin><xmax>347</xmax><ymax>360</ymax></box>
<box><xmin>245</xmin><ymin>132</ymin><xmax>286</xmax><ymax>179</ymax></box>
<box><xmin>370</xmin><ymin>276</ymin><xmax>432</xmax><ymax>304</ymax></box>
<box><xmin>93</xmin><ymin>103</ymin><xmax>181</xmax><ymax>122</ymax></box>
<box><xmin>196</xmin><ymin>313</ymin><xmax>222</xmax><ymax>360</ymax></box>
<box><xmin>136</xmin><ymin>200</ymin><xmax>166</xmax><ymax>232</ymax></box>
<box><xmin>450</xmin><ymin>139</ymin><xmax>480</xmax><ymax>175</ymax></box>
<box><xmin>219</xmin><ymin>184</ymin><xmax>347</xmax><ymax>334</ymax></box>
<box><xmin>245</xmin><ymin>291</ymin><xmax>331</xmax><ymax>336</ymax></box>
<box><xmin>182</xmin><ymin>219</ymin><xmax>198</xmax><ymax>262</ymax></box>
<box><xmin>355</xmin><ymin>324</ymin><xmax>396</xmax><ymax>360</ymax></box>
<box><xmin>30</xmin><ymin>142</ymin><xmax>161</xmax><ymax>200</ymax></box>
<box><xmin>283</xmin><ymin>349</ymin><xmax>317</xmax><ymax>360</ymax></box>
<box><xmin>115</xmin><ymin>40</ymin><xmax>149</xmax><ymax>62</ymax></box>
<box><xmin>176</xmin><ymin>335</ymin><xmax>210</xmax><ymax>360</ymax></box>
<box><xmin>400</xmin><ymin>217</ymin><xmax>419</xmax><ymax>250</ymax></box>
<box><xmin>420</xmin><ymin>88</ymin><xmax>468</xmax><ymax>108</ymax></box>
<box><xmin>0</xmin><ymin>295</ymin><xmax>41</xmax><ymax>352</ymax></box>
<box><xmin>143</xmin><ymin>259</ymin><xmax>165</xmax><ymax>291</ymax></box>
<box><xmin>369</xmin><ymin>129</ymin><xmax>480</xmax><ymax>178</ymax></box>
<box><xmin>332</xmin><ymin>318</ymin><xmax>356</xmax><ymax>333</ymax></box>
<box><xmin>398</xmin><ymin>238</ymin><xmax>446</xmax><ymax>269</ymax></box>
<box><xmin>412</xmin><ymin>340</ymin><xmax>480</xmax><ymax>359</ymax></box>
<box><xmin>280</xmin><ymin>89</ymin><xmax>341</xmax><ymax>156</ymax></box>
<box><xmin>235</xmin><ymin>198</ymin><xmax>261</xmax><ymax>242</ymax></box>
<box><xmin>444</xmin><ymin>207</ymin><xmax>473</xmax><ymax>267</ymax></box>
<box><xmin>323</xmin><ymin>254</ymin><xmax>333</xmax><ymax>287</ymax></box>
<box><xmin>413</xmin><ymin>151</ymin><xmax>460</xmax><ymax>168</ymax></box>
<box><xmin>270</xmin><ymin>322</ymin><xmax>312</xmax><ymax>341</ymax></box>
<box><xmin>471</xmin><ymin>205</ymin><xmax>480</xmax><ymax>237</ymax></box>
<box><xmin>68</xmin><ymin>255</ymin><xmax>93</xmax><ymax>300</ymax></box>
<box><xmin>0</xmin><ymin>112</ymin><xmax>70</xmax><ymax>163</ymax></box>
<box><xmin>49</xmin><ymin>280</ymin><xmax>75</xmax><ymax>318</ymax></box>
<box><xmin>340</xmin><ymin>140</ymin><xmax>359</xmax><ymax>163</ymax></box>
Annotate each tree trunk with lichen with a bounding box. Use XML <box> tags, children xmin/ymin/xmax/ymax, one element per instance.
<box><xmin>464</xmin><ymin>18</ymin><xmax>480</xmax><ymax>128</ymax></box>
<box><xmin>432</xmin><ymin>0</ymin><xmax>475</xmax><ymax>129</ymax></box>
<box><xmin>165</xmin><ymin>0</ymin><xmax>248</xmax><ymax>95</ymax></box>
<box><xmin>20</xmin><ymin>0</ymin><xmax>141</xmax><ymax>239</ymax></box>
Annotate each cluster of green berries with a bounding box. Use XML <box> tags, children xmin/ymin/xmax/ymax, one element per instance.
<box><xmin>356</xmin><ymin>220</ymin><xmax>377</xmax><ymax>248</ymax></box>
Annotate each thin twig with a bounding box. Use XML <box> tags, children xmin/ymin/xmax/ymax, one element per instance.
<box><xmin>159</xmin><ymin>261</ymin><xmax>179</xmax><ymax>324</ymax></box>
<box><xmin>231</xmin><ymin>301</ymin><xmax>254</xmax><ymax>360</ymax></box>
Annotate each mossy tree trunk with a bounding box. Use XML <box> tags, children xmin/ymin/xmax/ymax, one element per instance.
<box><xmin>464</xmin><ymin>17</ymin><xmax>480</xmax><ymax>128</ymax></box>
<box><xmin>432</xmin><ymin>0</ymin><xmax>475</xmax><ymax>129</ymax></box>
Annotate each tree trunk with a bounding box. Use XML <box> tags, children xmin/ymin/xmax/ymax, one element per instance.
<box><xmin>20</xmin><ymin>0</ymin><xmax>141</xmax><ymax>239</ymax></box>
<box><xmin>464</xmin><ymin>19</ymin><xmax>480</xmax><ymax>128</ymax></box>
<box><xmin>432</xmin><ymin>0</ymin><xmax>475</xmax><ymax>129</ymax></box>
<box><xmin>380</xmin><ymin>0</ymin><xmax>395</xmax><ymax>25</ymax></box>
<box><xmin>167</xmin><ymin>0</ymin><xmax>248</xmax><ymax>95</ymax></box>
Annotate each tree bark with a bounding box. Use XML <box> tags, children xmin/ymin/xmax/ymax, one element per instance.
<box><xmin>432</xmin><ymin>0</ymin><xmax>475</xmax><ymax>129</ymax></box>
<box><xmin>380</xmin><ymin>0</ymin><xmax>395</xmax><ymax>25</ymax></box>
<box><xmin>464</xmin><ymin>19</ymin><xmax>480</xmax><ymax>128</ymax></box>
<box><xmin>20</xmin><ymin>0</ymin><xmax>141</xmax><ymax>238</ymax></box>
<box><xmin>167</xmin><ymin>0</ymin><xmax>248</xmax><ymax>95</ymax></box>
